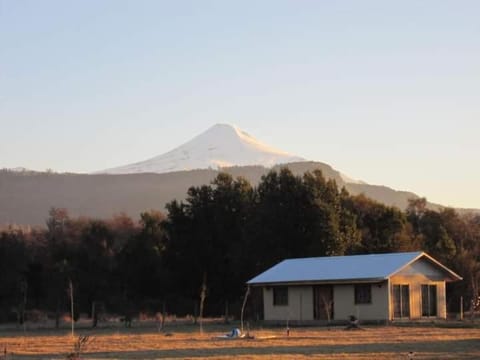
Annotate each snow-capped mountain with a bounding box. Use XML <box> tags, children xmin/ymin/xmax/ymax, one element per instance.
<box><xmin>99</xmin><ymin>124</ymin><xmax>305</xmax><ymax>174</ymax></box>
<box><xmin>3</xmin><ymin>124</ymin><xmax>477</xmax><ymax>225</ymax></box>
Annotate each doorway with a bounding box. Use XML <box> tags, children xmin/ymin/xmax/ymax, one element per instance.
<box><xmin>392</xmin><ymin>284</ymin><xmax>410</xmax><ymax>319</ymax></box>
<box><xmin>421</xmin><ymin>284</ymin><xmax>437</xmax><ymax>317</ymax></box>
<box><xmin>313</xmin><ymin>285</ymin><xmax>334</xmax><ymax>321</ymax></box>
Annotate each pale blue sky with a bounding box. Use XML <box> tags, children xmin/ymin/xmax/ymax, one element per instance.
<box><xmin>1</xmin><ymin>1</ymin><xmax>479</xmax><ymax>208</ymax></box>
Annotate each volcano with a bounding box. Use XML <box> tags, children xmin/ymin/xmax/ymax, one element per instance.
<box><xmin>99</xmin><ymin>123</ymin><xmax>305</xmax><ymax>174</ymax></box>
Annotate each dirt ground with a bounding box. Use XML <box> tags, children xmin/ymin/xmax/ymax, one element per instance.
<box><xmin>0</xmin><ymin>322</ymin><xmax>479</xmax><ymax>359</ymax></box>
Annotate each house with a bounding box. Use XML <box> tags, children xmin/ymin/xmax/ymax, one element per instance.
<box><xmin>247</xmin><ymin>252</ymin><xmax>462</xmax><ymax>323</ymax></box>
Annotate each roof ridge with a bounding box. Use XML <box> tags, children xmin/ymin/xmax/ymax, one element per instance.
<box><xmin>284</xmin><ymin>251</ymin><xmax>423</xmax><ymax>262</ymax></box>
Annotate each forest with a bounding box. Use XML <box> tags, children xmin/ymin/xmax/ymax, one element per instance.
<box><xmin>0</xmin><ymin>168</ymin><xmax>479</xmax><ymax>325</ymax></box>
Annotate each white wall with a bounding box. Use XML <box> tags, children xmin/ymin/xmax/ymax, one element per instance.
<box><xmin>263</xmin><ymin>286</ymin><xmax>314</xmax><ymax>321</ymax></box>
<box><xmin>333</xmin><ymin>282</ymin><xmax>389</xmax><ymax>321</ymax></box>
<box><xmin>263</xmin><ymin>283</ymin><xmax>389</xmax><ymax>322</ymax></box>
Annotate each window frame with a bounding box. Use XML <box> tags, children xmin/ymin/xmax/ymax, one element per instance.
<box><xmin>354</xmin><ymin>284</ymin><xmax>372</xmax><ymax>305</ymax></box>
<box><xmin>273</xmin><ymin>286</ymin><xmax>289</xmax><ymax>306</ymax></box>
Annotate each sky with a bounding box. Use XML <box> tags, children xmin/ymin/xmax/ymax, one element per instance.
<box><xmin>1</xmin><ymin>0</ymin><xmax>479</xmax><ymax>209</ymax></box>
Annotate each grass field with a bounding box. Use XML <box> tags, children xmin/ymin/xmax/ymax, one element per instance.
<box><xmin>1</xmin><ymin>322</ymin><xmax>480</xmax><ymax>359</ymax></box>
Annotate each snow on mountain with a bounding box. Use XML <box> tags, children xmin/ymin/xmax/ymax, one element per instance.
<box><xmin>98</xmin><ymin>124</ymin><xmax>305</xmax><ymax>174</ymax></box>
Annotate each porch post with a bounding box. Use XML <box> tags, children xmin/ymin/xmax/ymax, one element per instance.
<box><xmin>387</xmin><ymin>278</ymin><xmax>392</xmax><ymax>322</ymax></box>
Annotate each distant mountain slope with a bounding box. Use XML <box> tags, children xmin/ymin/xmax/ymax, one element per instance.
<box><xmin>2</xmin><ymin>125</ymin><xmax>477</xmax><ymax>225</ymax></box>
<box><xmin>1</xmin><ymin>162</ymin><xmax>470</xmax><ymax>226</ymax></box>
<box><xmin>99</xmin><ymin>124</ymin><xmax>305</xmax><ymax>174</ymax></box>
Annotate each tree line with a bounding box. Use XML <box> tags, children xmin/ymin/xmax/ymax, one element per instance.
<box><xmin>0</xmin><ymin>168</ymin><xmax>479</xmax><ymax>324</ymax></box>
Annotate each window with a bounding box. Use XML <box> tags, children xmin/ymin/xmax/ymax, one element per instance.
<box><xmin>421</xmin><ymin>284</ymin><xmax>437</xmax><ymax>317</ymax></box>
<box><xmin>354</xmin><ymin>284</ymin><xmax>372</xmax><ymax>304</ymax></box>
<box><xmin>273</xmin><ymin>287</ymin><xmax>288</xmax><ymax>306</ymax></box>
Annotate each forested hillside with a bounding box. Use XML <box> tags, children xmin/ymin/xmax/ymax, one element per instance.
<box><xmin>0</xmin><ymin>169</ymin><xmax>479</xmax><ymax>324</ymax></box>
<box><xmin>1</xmin><ymin>162</ymin><xmax>462</xmax><ymax>225</ymax></box>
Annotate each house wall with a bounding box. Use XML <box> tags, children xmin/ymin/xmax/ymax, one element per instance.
<box><xmin>263</xmin><ymin>286</ymin><xmax>314</xmax><ymax>321</ymax></box>
<box><xmin>333</xmin><ymin>282</ymin><xmax>389</xmax><ymax>321</ymax></box>
<box><xmin>390</xmin><ymin>276</ymin><xmax>446</xmax><ymax>319</ymax></box>
<box><xmin>263</xmin><ymin>282</ymin><xmax>390</xmax><ymax>322</ymax></box>
<box><xmin>390</xmin><ymin>257</ymin><xmax>447</xmax><ymax>319</ymax></box>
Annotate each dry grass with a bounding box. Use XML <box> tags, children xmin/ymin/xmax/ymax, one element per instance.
<box><xmin>0</xmin><ymin>324</ymin><xmax>479</xmax><ymax>359</ymax></box>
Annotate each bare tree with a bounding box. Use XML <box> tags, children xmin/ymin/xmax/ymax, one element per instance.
<box><xmin>199</xmin><ymin>272</ymin><xmax>207</xmax><ymax>334</ymax></box>
<box><xmin>321</xmin><ymin>295</ymin><xmax>333</xmax><ymax>323</ymax></box>
<box><xmin>240</xmin><ymin>286</ymin><xmax>250</xmax><ymax>333</ymax></box>
<box><xmin>68</xmin><ymin>279</ymin><xmax>75</xmax><ymax>337</ymax></box>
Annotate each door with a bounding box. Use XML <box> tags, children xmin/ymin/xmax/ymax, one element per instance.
<box><xmin>313</xmin><ymin>285</ymin><xmax>334</xmax><ymax>320</ymax></box>
<box><xmin>421</xmin><ymin>284</ymin><xmax>437</xmax><ymax>317</ymax></box>
<box><xmin>392</xmin><ymin>284</ymin><xmax>410</xmax><ymax>319</ymax></box>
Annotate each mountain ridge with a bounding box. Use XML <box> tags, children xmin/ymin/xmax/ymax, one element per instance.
<box><xmin>2</xmin><ymin>162</ymin><xmax>477</xmax><ymax>226</ymax></box>
<box><xmin>2</xmin><ymin>125</ymin><xmax>478</xmax><ymax>225</ymax></box>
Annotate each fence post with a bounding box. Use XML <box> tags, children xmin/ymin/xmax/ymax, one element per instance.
<box><xmin>460</xmin><ymin>296</ymin><xmax>463</xmax><ymax>321</ymax></box>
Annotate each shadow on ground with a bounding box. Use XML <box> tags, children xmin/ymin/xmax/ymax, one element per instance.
<box><xmin>12</xmin><ymin>338</ymin><xmax>480</xmax><ymax>359</ymax></box>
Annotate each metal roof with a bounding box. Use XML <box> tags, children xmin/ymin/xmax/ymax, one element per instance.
<box><xmin>247</xmin><ymin>251</ymin><xmax>461</xmax><ymax>285</ymax></box>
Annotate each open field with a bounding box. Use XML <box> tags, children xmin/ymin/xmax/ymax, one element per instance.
<box><xmin>1</xmin><ymin>323</ymin><xmax>480</xmax><ymax>359</ymax></box>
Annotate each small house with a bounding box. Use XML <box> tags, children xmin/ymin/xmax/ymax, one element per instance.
<box><xmin>247</xmin><ymin>252</ymin><xmax>462</xmax><ymax>323</ymax></box>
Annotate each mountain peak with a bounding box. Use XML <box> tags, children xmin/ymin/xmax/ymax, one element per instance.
<box><xmin>211</xmin><ymin>123</ymin><xmax>236</xmax><ymax>130</ymax></box>
<box><xmin>98</xmin><ymin>124</ymin><xmax>305</xmax><ymax>174</ymax></box>
<box><xmin>203</xmin><ymin>123</ymin><xmax>252</xmax><ymax>140</ymax></box>
<box><xmin>200</xmin><ymin>123</ymin><xmax>246</xmax><ymax>140</ymax></box>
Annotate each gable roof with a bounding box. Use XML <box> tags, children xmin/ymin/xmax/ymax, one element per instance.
<box><xmin>247</xmin><ymin>251</ymin><xmax>462</xmax><ymax>285</ymax></box>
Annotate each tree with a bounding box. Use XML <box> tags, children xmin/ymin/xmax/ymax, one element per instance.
<box><xmin>450</xmin><ymin>214</ymin><xmax>480</xmax><ymax>313</ymax></box>
<box><xmin>0</xmin><ymin>230</ymin><xmax>29</xmax><ymax>323</ymax></box>
<box><xmin>164</xmin><ymin>173</ymin><xmax>253</xmax><ymax>316</ymax></box>
<box><xmin>251</xmin><ymin>169</ymin><xmax>359</xmax><ymax>271</ymax></box>
<box><xmin>75</xmin><ymin>220</ymin><xmax>115</xmax><ymax>326</ymax></box>
<box><xmin>44</xmin><ymin>208</ymin><xmax>78</xmax><ymax>327</ymax></box>
<box><xmin>416</xmin><ymin>210</ymin><xmax>456</xmax><ymax>263</ymax></box>
<box><xmin>350</xmin><ymin>195</ymin><xmax>414</xmax><ymax>254</ymax></box>
<box><xmin>251</xmin><ymin>168</ymin><xmax>313</xmax><ymax>269</ymax></box>
<box><xmin>117</xmin><ymin>211</ymin><xmax>168</xmax><ymax>308</ymax></box>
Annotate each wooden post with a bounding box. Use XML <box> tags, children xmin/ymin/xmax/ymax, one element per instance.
<box><xmin>199</xmin><ymin>272</ymin><xmax>207</xmax><ymax>334</ymax></box>
<box><xmin>161</xmin><ymin>300</ymin><xmax>166</xmax><ymax>330</ymax></box>
<box><xmin>91</xmin><ymin>301</ymin><xmax>96</xmax><ymax>328</ymax></box>
<box><xmin>55</xmin><ymin>300</ymin><xmax>60</xmax><ymax>329</ymax></box>
<box><xmin>240</xmin><ymin>286</ymin><xmax>250</xmax><ymax>333</ymax></box>
<box><xmin>224</xmin><ymin>299</ymin><xmax>229</xmax><ymax>324</ymax></box>
<box><xmin>193</xmin><ymin>300</ymin><xmax>198</xmax><ymax>324</ymax></box>
<box><xmin>460</xmin><ymin>296</ymin><xmax>464</xmax><ymax>321</ymax></box>
<box><xmin>69</xmin><ymin>279</ymin><xmax>74</xmax><ymax>337</ymax></box>
<box><xmin>21</xmin><ymin>279</ymin><xmax>28</xmax><ymax>333</ymax></box>
<box><xmin>299</xmin><ymin>292</ymin><xmax>303</xmax><ymax>323</ymax></box>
